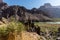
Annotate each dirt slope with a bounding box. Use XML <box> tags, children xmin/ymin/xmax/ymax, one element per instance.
<box><xmin>21</xmin><ymin>32</ymin><xmax>40</xmax><ymax>40</ymax></box>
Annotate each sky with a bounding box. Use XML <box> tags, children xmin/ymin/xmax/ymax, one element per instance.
<box><xmin>3</xmin><ymin>0</ymin><xmax>60</xmax><ymax>9</ymax></box>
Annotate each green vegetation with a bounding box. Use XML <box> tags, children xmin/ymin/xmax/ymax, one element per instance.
<box><xmin>35</xmin><ymin>22</ymin><xmax>60</xmax><ymax>32</ymax></box>
<box><xmin>0</xmin><ymin>18</ymin><xmax>60</xmax><ymax>40</ymax></box>
<box><xmin>0</xmin><ymin>21</ymin><xmax>26</xmax><ymax>39</ymax></box>
<box><xmin>35</xmin><ymin>22</ymin><xmax>60</xmax><ymax>40</ymax></box>
<box><xmin>53</xmin><ymin>18</ymin><xmax>60</xmax><ymax>22</ymax></box>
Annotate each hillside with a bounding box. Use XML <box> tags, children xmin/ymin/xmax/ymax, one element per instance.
<box><xmin>0</xmin><ymin>2</ymin><xmax>60</xmax><ymax>40</ymax></box>
<box><xmin>39</xmin><ymin>3</ymin><xmax>60</xmax><ymax>18</ymax></box>
<box><xmin>0</xmin><ymin>2</ymin><xmax>53</xmax><ymax>22</ymax></box>
<box><xmin>0</xmin><ymin>21</ymin><xmax>41</xmax><ymax>40</ymax></box>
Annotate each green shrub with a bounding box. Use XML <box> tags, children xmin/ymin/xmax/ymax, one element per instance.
<box><xmin>0</xmin><ymin>27</ymin><xmax>8</xmax><ymax>37</ymax></box>
<box><xmin>0</xmin><ymin>21</ymin><xmax>26</xmax><ymax>37</ymax></box>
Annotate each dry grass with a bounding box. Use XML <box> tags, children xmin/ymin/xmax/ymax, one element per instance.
<box><xmin>35</xmin><ymin>22</ymin><xmax>60</xmax><ymax>32</ymax></box>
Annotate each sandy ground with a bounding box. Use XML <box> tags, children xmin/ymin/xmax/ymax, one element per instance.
<box><xmin>8</xmin><ymin>31</ymin><xmax>41</xmax><ymax>40</ymax></box>
<box><xmin>21</xmin><ymin>32</ymin><xmax>40</xmax><ymax>40</ymax></box>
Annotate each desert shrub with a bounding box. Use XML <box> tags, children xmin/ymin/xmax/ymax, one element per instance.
<box><xmin>6</xmin><ymin>21</ymin><xmax>26</xmax><ymax>32</ymax></box>
<box><xmin>0</xmin><ymin>27</ymin><xmax>8</xmax><ymax>37</ymax></box>
<box><xmin>0</xmin><ymin>21</ymin><xmax>26</xmax><ymax>38</ymax></box>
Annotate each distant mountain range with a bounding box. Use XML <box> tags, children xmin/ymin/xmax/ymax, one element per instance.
<box><xmin>0</xmin><ymin>2</ymin><xmax>53</xmax><ymax>22</ymax></box>
<box><xmin>1</xmin><ymin>2</ymin><xmax>60</xmax><ymax>22</ymax></box>
<box><xmin>39</xmin><ymin>3</ymin><xmax>60</xmax><ymax>18</ymax></box>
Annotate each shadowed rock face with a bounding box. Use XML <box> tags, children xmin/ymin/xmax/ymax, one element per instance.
<box><xmin>2</xmin><ymin>5</ymin><xmax>20</xmax><ymax>20</ymax></box>
<box><xmin>0</xmin><ymin>0</ymin><xmax>3</xmax><ymax>3</ymax></box>
<box><xmin>0</xmin><ymin>2</ymin><xmax>8</xmax><ymax>10</ymax></box>
<box><xmin>0</xmin><ymin>2</ymin><xmax>8</xmax><ymax>18</ymax></box>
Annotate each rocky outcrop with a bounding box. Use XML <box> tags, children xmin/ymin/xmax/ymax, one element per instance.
<box><xmin>0</xmin><ymin>2</ymin><xmax>53</xmax><ymax>22</ymax></box>
<box><xmin>0</xmin><ymin>2</ymin><xmax>8</xmax><ymax>10</ymax></box>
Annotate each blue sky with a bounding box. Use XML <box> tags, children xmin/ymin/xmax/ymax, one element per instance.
<box><xmin>3</xmin><ymin>0</ymin><xmax>60</xmax><ymax>9</ymax></box>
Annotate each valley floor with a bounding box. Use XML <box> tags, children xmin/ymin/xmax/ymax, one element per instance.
<box><xmin>0</xmin><ymin>21</ymin><xmax>60</xmax><ymax>40</ymax></box>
